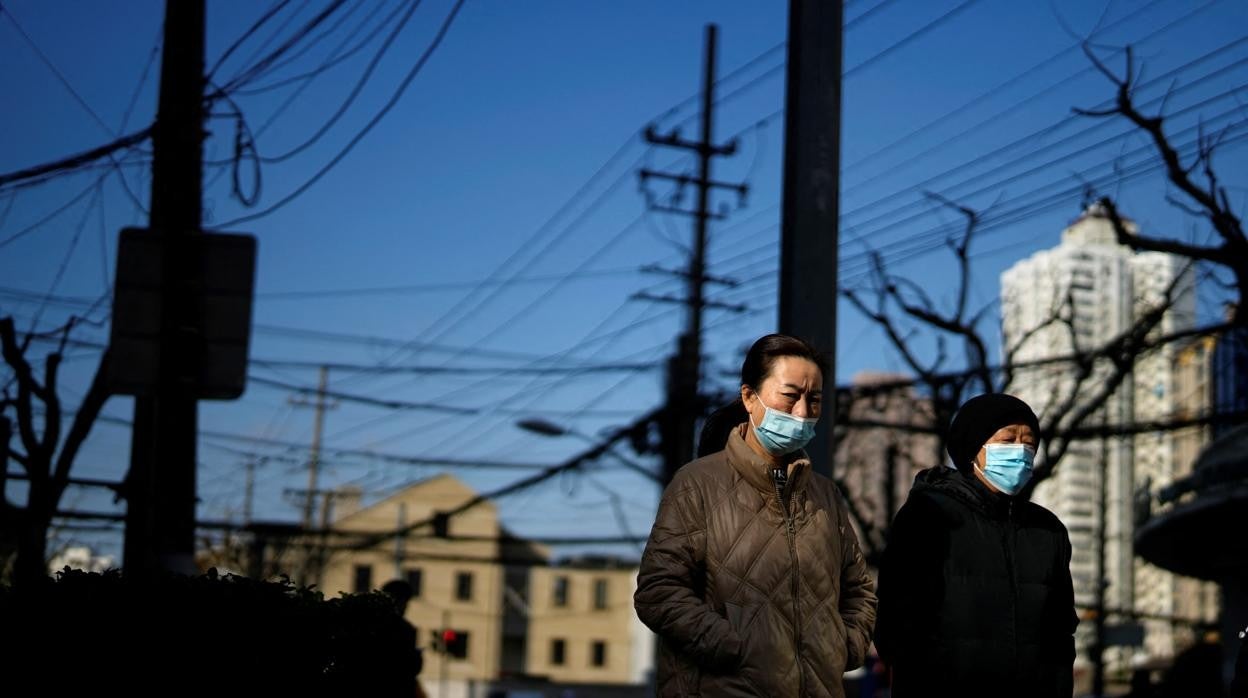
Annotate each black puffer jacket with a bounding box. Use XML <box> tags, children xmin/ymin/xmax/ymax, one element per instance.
<box><xmin>875</xmin><ymin>466</ymin><xmax>1077</xmax><ymax>697</ymax></box>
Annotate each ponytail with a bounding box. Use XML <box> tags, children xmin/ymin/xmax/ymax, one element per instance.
<box><xmin>697</xmin><ymin>398</ymin><xmax>749</xmax><ymax>458</ymax></box>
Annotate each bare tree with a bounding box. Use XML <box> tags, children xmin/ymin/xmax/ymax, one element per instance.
<box><xmin>831</xmin><ymin>43</ymin><xmax>1245</xmax><ymax>561</ymax></box>
<box><xmin>1076</xmin><ymin>44</ymin><xmax>1248</xmax><ymax>325</ymax></box>
<box><xmin>836</xmin><ymin>195</ymin><xmax>1196</xmax><ymax>562</ymax></box>
<box><xmin>0</xmin><ymin>316</ymin><xmax>111</xmax><ymax>588</ymax></box>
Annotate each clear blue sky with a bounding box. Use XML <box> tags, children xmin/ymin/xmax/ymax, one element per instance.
<box><xmin>2</xmin><ymin>0</ymin><xmax>1246</xmax><ymax>563</ymax></box>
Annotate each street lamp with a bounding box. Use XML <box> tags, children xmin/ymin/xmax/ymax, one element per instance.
<box><xmin>514</xmin><ymin>418</ymin><xmax>569</xmax><ymax>438</ymax></box>
<box><xmin>515</xmin><ymin>418</ymin><xmax>661</xmax><ymax>484</ymax></box>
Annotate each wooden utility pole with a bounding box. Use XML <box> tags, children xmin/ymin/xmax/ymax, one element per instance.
<box><xmin>290</xmin><ymin>364</ymin><xmax>333</xmax><ymax>584</ymax></box>
<box><xmin>242</xmin><ymin>460</ymin><xmax>255</xmax><ymax>526</ymax></box>
<box><xmin>123</xmin><ymin>0</ymin><xmax>206</xmax><ymax>576</ymax></box>
<box><xmin>778</xmin><ymin>0</ymin><xmax>844</xmax><ymax>478</ymax></box>
<box><xmin>639</xmin><ymin>25</ymin><xmax>747</xmax><ymax>484</ymax></box>
<box><xmin>298</xmin><ymin>366</ymin><xmax>331</xmax><ymax>529</ymax></box>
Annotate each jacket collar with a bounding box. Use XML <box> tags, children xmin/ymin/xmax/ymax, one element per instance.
<box><xmin>725</xmin><ymin>423</ymin><xmax>811</xmax><ymax>498</ymax></box>
<box><xmin>913</xmin><ymin>465</ymin><xmax>1013</xmax><ymax>520</ymax></box>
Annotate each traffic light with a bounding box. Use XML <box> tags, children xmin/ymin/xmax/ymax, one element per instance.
<box><xmin>442</xmin><ymin>629</ymin><xmax>468</xmax><ymax>659</ymax></box>
<box><xmin>430</xmin><ymin>628</ymin><xmax>469</xmax><ymax>659</ymax></box>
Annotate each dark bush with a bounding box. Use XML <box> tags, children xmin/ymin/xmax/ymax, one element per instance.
<box><xmin>0</xmin><ymin>568</ymin><xmax>422</xmax><ymax>695</ymax></box>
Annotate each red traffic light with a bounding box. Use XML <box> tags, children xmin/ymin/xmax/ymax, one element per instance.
<box><xmin>442</xmin><ymin>629</ymin><xmax>458</xmax><ymax>644</ymax></box>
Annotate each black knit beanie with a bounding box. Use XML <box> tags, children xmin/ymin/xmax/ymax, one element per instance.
<box><xmin>946</xmin><ymin>393</ymin><xmax>1040</xmax><ymax>472</ymax></box>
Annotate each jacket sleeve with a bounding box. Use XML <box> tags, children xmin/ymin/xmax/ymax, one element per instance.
<box><xmin>835</xmin><ymin>485</ymin><xmax>878</xmax><ymax>670</ymax></box>
<box><xmin>874</xmin><ymin>492</ymin><xmax>943</xmax><ymax>667</ymax></box>
<box><xmin>633</xmin><ymin>471</ymin><xmax>743</xmax><ymax>672</ymax></box>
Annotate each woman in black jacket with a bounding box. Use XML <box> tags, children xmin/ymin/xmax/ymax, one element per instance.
<box><xmin>875</xmin><ymin>393</ymin><xmax>1078</xmax><ymax>697</ymax></box>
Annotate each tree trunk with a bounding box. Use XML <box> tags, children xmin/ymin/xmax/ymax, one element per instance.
<box><xmin>14</xmin><ymin>510</ymin><xmax>50</xmax><ymax>589</ymax></box>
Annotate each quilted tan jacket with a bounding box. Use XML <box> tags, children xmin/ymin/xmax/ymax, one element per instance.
<box><xmin>635</xmin><ymin>425</ymin><xmax>877</xmax><ymax>697</ymax></box>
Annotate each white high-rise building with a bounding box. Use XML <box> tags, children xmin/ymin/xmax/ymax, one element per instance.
<box><xmin>1000</xmin><ymin>204</ymin><xmax>1213</xmax><ymax>678</ymax></box>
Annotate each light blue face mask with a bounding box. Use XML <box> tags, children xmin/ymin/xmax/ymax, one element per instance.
<box><xmin>749</xmin><ymin>401</ymin><xmax>818</xmax><ymax>456</ymax></box>
<box><xmin>977</xmin><ymin>443</ymin><xmax>1036</xmax><ymax>495</ymax></box>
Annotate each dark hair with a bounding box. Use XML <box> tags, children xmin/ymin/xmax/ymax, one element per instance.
<box><xmin>696</xmin><ymin>334</ymin><xmax>827</xmax><ymax>458</ymax></box>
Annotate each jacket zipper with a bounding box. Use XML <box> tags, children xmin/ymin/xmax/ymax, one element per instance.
<box><xmin>773</xmin><ymin>468</ymin><xmax>804</xmax><ymax>695</ymax></box>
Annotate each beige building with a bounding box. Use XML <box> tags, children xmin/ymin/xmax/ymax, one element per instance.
<box><xmin>317</xmin><ymin>474</ymin><xmax>653</xmax><ymax>691</ymax></box>
<box><xmin>834</xmin><ymin>372</ymin><xmax>940</xmax><ymax>560</ymax></box>
<box><xmin>1142</xmin><ymin>336</ymin><xmax>1220</xmax><ymax>646</ymax></box>
<box><xmin>527</xmin><ymin>559</ymin><xmax>652</xmax><ymax>684</ymax></box>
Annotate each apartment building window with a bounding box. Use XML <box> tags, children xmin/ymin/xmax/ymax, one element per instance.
<box><xmin>593</xmin><ymin>578</ymin><xmax>608</xmax><ymax>610</ymax></box>
<box><xmin>591</xmin><ymin>640</ymin><xmax>607</xmax><ymax>667</ymax></box>
<box><xmin>455</xmin><ymin>571</ymin><xmax>474</xmax><ymax>601</ymax></box>
<box><xmin>553</xmin><ymin>576</ymin><xmax>569</xmax><ymax>607</ymax></box>
<box><xmin>353</xmin><ymin>564</ymin><xmax>372</xmax><ymax>593</ymax></box>
<box><xmin>550</xmin><ymin>638</ymin><xmax>566</xmax><ymax>666</ymax></box>
<box><xmin>406</xmin><ymin>568</ymin><xmax>423</xmax><ymax>598</ymax></box>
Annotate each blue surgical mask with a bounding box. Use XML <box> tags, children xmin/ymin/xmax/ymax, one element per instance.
<box><xmin>977</xmin><ymin>443</ymin><xmax>1036</xmax><ymax>495</ymax></box>
<box><xmin>749</xmin><ymin>401</ymin><xmax>817</xmax><ymax>456</ymax></box>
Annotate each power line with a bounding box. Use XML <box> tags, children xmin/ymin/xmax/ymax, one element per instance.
<box><xmin>25</xmin><ymin>181</ymin><xmax>104</xmax><ymax>333</ymax></box>
<box><xmin>837</xmin><ymin>54</ymin><xmax>1248</xmax><ymax>246</ymax></box>
<box><xmin>337</xmin><ymin>299</ymin><xmax>677</xmax><ymax>450</ymax></box>
<box><xmin>234</xmin><ymin>1</ymin><xmax>387</xmax><ymax>97</ymax></box>
<box><xmin>206</xmin><ymin>0</ymin><xmax>294</xmax><ymax>80</ymax></box>
<box><xmin>0</xmin><ymin>128</ymin><xmax>152</xmax><ymax>191</ymax></box>
<box><xmin>351</xmin><ymin>148</ymin><xmax>649</xmax><ymax>380</ymax></box>
<box><xmin>209</xmin><ymin>0</ymin><xmax>465</xmax><ymax>229</ymax></box>
<box><xmin>225</xmin><ymin>0</ymin><xmax>372</xmax><ymax>91</ymax></box>
<box><xmin>242</xmin><ymin>0</ymin><xmax>409</xmax><ymax>142</ymax></box>
<box><xmin>0</xmin><ymin>171</ymin><xmax>111</xmax><ymax>250</ymax></box>
<box><xmin>253</xmin><ymin>322</ymin><xmax>569</xmax><ymax>361</ymax></box>
<box><xmin>840</xmin><ymin>3</ymin><xmax>1236</xmax><ymax>214</ymax></box>
<box><xmin>842</xmin><ymin>77</ymin><xmax>1248</xmax><ymax>249</ymax></box>
<box><xmin>0</xmin><ymin>0</ymin><xmax>114</xmax><ymax>137</ymax></box>
<box><xmin>840</xmin><ymin>0</ymin><xmax>1170</xmax><ymax>175</ymax></box>
<box><xmin>83</xmin><ymin>411</ymin><xmax>558</xmax><ymax>471</ymax></box>
<box><xmin>250</xmin><ymin>357</ymin><xmax>657</xmax><ymax>376</ymax></box>
<box><xmin>253</xmin><ymin>0</ymin><xmax>422</xmax><ymax>164</ymax></box>
<box><xmin>254</xmin><ymin>266</ymin><xmax>641</xmax><ymax>299</ymax></box>
<box><xmin>845</xmin><ymin>0</ymin><xmax>902</xmax><ymax>28</ymax></box>
<box><xmin>220</xmin><ymin>0</ymin><xmax>353</xmax><ymax>93</ymax></box>
<box><xmin>336</xmin><ymin>34</ymin><xmax>814</xmax><ymax>384</ymax></box>
<box><xmin>839</xmin><ymin>127</ymin><xmax>1248</xmax><ymax>283</ymax></box>
<box><xmin>846</xmin><ymin>0</ymin><xmax>983</xmax><ymax>77</ymax></box>
<box><xmin>666</xmin><ymin>0</ymin><xmax>923</xmax><ymax>130</ymax></box>
<box><xmin>842</xmin><ymin>100</ymin><xmax>1248</xmax><ymax>275</ymax></box>
<box><xmin>347</xmin><ymin>409</ymin><xmax>662</xmax><ymax>551</ymax></box>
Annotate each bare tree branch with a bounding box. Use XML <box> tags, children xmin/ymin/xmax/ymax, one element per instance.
<box><xmin>51</xmin><ymin>354</ymin><xmax>111</xmax><ymax>502</ymax></box>
<box><xmin>1072</xmin><ymin>43</ymin><xmax>1248</xmax><ymax>322</ymax></box>
<box><xmin>0</xmin><ymin>319</ymin><xmax>44</xmax><ymax>472</ymax></box>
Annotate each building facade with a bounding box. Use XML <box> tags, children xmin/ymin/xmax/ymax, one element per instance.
<box><xmin>317</xmin><ymin>474</ymin><xmax>652</xmax><ymax>693</ymax></box>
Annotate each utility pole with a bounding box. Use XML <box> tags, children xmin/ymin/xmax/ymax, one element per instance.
<box><xmin>290</xmin><ymin>364</ymin><xmax>333</xmax><ymax>584</ymax></box>
<box><xmin>1092</xmin><ymin>409</ymin><xmax>1110</xmax><ymax>697</ymax></box>
<box><xmin>395</xmin><ymin>501</ymin><xmax>406</xmax><ymax>578</ymax></box>
<box><xmin>778</xmin><ymin>0</ymin><xmax>843</xmax><ymax>478</ymax></box>
<box><xmin>243</xmin><ymin>461</ymin><xmax>256</xmax><ymax>526</ymax></box>
<box><xmin>294</xmin><ymin>365</ymin><xmax>332</xmax><ymax>529</ymax></box>
<box><xmin>439</xmin><ymin>607</ymin><xmax>451</xmax><ymax>698</ymax></box>
<box><xmin>123</xmin><ymin>0</ymin><xmax>206</xmax><ymax>577</ymax></box>
<box><xmin>638</xmin><ymin>24</ymin><xmax>747</xmax><ymax>484</ymax></box>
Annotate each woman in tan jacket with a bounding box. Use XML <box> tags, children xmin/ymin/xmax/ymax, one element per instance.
<box><xmin>635</xmin><ymin>334</ymin><xmax>877</xmax><ymax>697</ymax></box>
